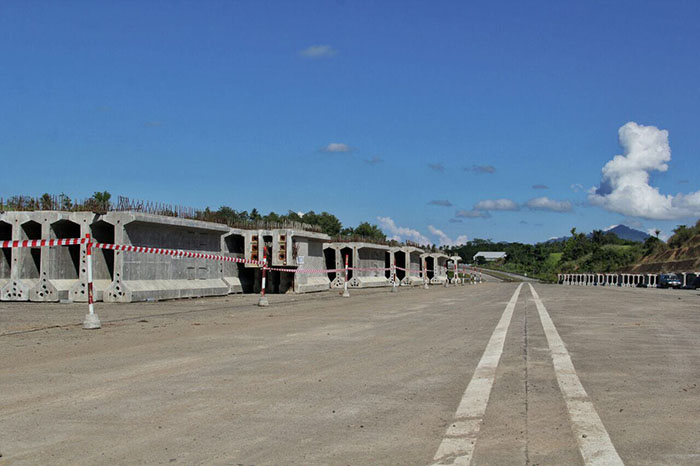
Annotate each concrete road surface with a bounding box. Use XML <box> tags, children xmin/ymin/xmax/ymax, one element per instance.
<box><xmin>1</xmin><ymin>283</ymin><xmax>699</xmax><ymax>465</ymax></box>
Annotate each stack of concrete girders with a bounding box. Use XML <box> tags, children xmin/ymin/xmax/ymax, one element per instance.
<box><xmin>288</xmin><ymin>230</ymin><xmax>331</xmax><ymax>293</ymax></box>
<box><xmin>101</xmin><ymin>212</ymin><xmax>232</xmax><ymax>302</ymax></box>
<box><xmin>393</xmin><ymin>246</ymin><xmax>425</xmax><ymax>286</ymax></box>
<box><xmin>324</xmin><ymin>242</ymin><xmax>391</xmax><ymax>288</ymax></box>
<box><xmin>221</xmin><ymin>228</ymin><xmax>248</xmax><ymax>293</ymax></box>
<box><xmin>0</xmin><ymin>211</ymin><xmax>99</xmax><ymax>302</ymax></box>
<box><xmin>0</xmin><ymin>213</ymin><xmax>13</xmax><ymax>295</ymax></box>
<box><xmin>0</xmin><ymin>210</ymin><xmax>335</xmax><ymax>302</ymax></box>
<box><xmin>420</xmin><ymin>252</ymin><xmax>449</xmax><ymax>284</ymax></box>
<box><xmin>323</xmin><ymin>243</ymin><xmax>344</xmax><ymax>289</ymax></box>
<box><xmin>245</xmin><ymin>228</ymin><xmax>331</xmax><ymax>293</ymax></box>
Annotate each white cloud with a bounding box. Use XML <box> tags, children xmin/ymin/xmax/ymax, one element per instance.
<box><xmin>428</xmin><ymin>225</ymin><xmax>468</xmax><ymax>246</ymax></box>
<box><xmin>299</xmin><ymin>45</ymin><xmax>338</xmax><ymax>59</ymax></box>
<box><xmin>321</xmin><ymin>142</ymin><xmax>351</xmax><ymax>153</ymax></box>
<box><xmin>570</xmin><ymin>183</ymin><xmax>584</xmax><ymax>192</ymax></box>
<box><xmin>526</xmin><ymin>196</ymin><xmax>573</xmax><ymax>212</ymax></box>
<box><xmin>474</xmin><ymin>198</ymin><xmax>519</xmax><ymax>211</ymax></box>
<box><xmin>376</xmin><ymin>216</ymin><xmax>430</xmax><ymax>244</ymax></box>
<box><xmin>588</xmin><ymin>122</ymin><xmax>700</xmax><ymax>220</ymax></box>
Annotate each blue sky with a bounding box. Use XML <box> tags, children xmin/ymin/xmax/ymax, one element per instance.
<box><xmin>2</xmin><ymin>0</ymin><xmax>700</xmax><ymax>244</ymax></box>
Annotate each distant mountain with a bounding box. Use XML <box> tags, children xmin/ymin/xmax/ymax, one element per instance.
<box><xmin>545</xmin><ymin>224</ymin><xmax>650</xmax><ymax>244</ymax></box>
<box><xmin>603</xmin><ymin>224</ymin><xmax>650</xmax><ymax>242</ymax></box>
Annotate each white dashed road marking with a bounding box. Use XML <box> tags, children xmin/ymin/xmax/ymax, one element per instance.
<box><xmin>529</xmin><ymin>283</ymin><xmax>624</xmax><ymax>465</ymax></box>
<box><xmin>431</xmin><ymin>283</ymin><xmax>523</xmax><ymax>466</ymax></box>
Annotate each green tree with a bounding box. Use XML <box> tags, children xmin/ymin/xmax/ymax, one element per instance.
<box><xmin>39</xmin><ymin>193</ymin><xmax>54</xmax><ymax>210</ymax></box>
<box><xmin>58</xmin><ymin>193</ymin><xmax>73</xmax><ymax>210</ymax></box>
<box><xmin>353</xmin><ymin>222</ymin><xmax>386</xmax><ymax>241</ymax></box>
<box><xmin>89</xmin><ymin>191</ymin><xmax>111</xmax><ymax>211</ymax></box>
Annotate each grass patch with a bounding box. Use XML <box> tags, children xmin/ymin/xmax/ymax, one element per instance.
<box><xmin>546</xmin><ymin>252</ymin><xmax>562</xmax><ymax>267</ymax></box>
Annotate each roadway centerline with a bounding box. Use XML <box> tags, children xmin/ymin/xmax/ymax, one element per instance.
<box><xmin>528</xmin><ymin>283</ymin><xmax>624</xmax><ymax>466</ymax></box>
<box><xmin>431</xmin><ymin>283</ymin><xmax>523</xmax><ymax>466</ymax></box>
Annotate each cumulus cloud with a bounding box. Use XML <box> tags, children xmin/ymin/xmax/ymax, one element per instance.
<box><xmin>570</xmin><ymin>183</ymin><xmax>584</xmax><ymax>192</ymax></box>
<box><xmin>299</xmin><ymin>45</ymin><xmax>338</xmax><ymax>59</ymax></box>
<box><xmin>364</xmin><ymin>156</ymin><xmax>383</xmax><ymax>165</ymax></box>
<box><xmin>376</xmin><ymin>216</ymin><xmax>430</xmax><ymax>244</ymax></box>
<box><xmin>428</xmin><ymin>199</ymin><xmax>452</xmax><ymax>207</ymax></box>
<box><xmin>474</xmin><ymin>198</ymin><xmax>519</xmax><ymax>211</ymax></box>
<box><xmin>525</xmin><ymin>196</ymin><xmax>573</xmax><ymax>212</ymax></box>
<box><xmin>321</xmin><ymin>142</ymin><xmax>351</xmax><ymax>153</ymax></box>
<box><xmin>588</xmin><ymin>122</ymin><xmax>700</xmax><ymax>220</ymax></box>
<box><xmin>464</xmin><ymin>165</ymin><xmax>496</xmax><ymax>174</ymax></box>
<box><xmin>428</xmin><ymin>225</ymin><xmax>468</xmax><ymax>247</ymax></box>
<box><xmin>455</xmin><ymin>209</ymin><xmax>490</xmax><ymax>219</ymax></box>
<box><xmin>428</xmin><ymin>163</ymin><xmax>445</xmax><ymax>172</ymax></box>
<box><xmin>532</xmin><ymin>184</ymin><xmax>548</xmax><ymax>190</ymax></box>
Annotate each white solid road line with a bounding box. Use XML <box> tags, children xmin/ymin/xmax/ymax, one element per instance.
<box><xmin>529</xmin><ymin>283</ymin><xmax>624</xmax><ymax>466</ymax></box>
<box><xmin>431</xmin><ymin>283</ymin><xmax>523</xmax><ymax>466</ymax></box>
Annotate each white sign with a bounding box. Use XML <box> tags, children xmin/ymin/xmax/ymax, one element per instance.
<box><xmin>296</xmin><ymin>256</ymin><xmax>304</xmax><ymax>265</ymax></box>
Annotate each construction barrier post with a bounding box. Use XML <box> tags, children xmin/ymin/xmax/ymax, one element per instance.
<box><xmin>342</xmin><ymin>254</ymin><xmax>350</xmax><ymax>298</ymax></box>
<box><xmin>391</xmin><ymin>258</ymin><xmax>398</xmax><ymax>293</ymax></box>
<box><xmin>82</xmin><ymin>234</ymin><xmax>101</xmax><ymax>329</ymax></box>
<box><xmin>423</xmin><ymin>259</ymin><xmax>429</xmax><ymax>289</ymax></box>
<box><xmin>258</xmin><ymin>248</ymin><xmax>269</xmax><ymax>307</ymax></box>
<box><xmin>444</xmin><ymin>264</ymin><xmax>449</xmax><ymax>288</ymax></box>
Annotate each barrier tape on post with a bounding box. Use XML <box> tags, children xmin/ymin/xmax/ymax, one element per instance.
<box><xmin>2</xmin><ymin>238</ymin><xmax>477</xmax><ymax>314</ymax></box>
<box><xmin>0</xmin><ymin>238</ymin><xmax>89</xmax><ymax>248</ymax></box>
<box><xmin>82</xmin><ymin>234</ymin><xmax>101</xmax><ymax>329</ymax></box>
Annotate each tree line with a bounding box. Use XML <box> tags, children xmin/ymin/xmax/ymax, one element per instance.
<box><xmin>0</xmin><ymin>192</ymin><xmax>388</xmax><ymax>242</ymax></box>
<box><xmin>443</xmin><ymin>222</ymin><xmax>699</xmax><ymax>282</ymax></box>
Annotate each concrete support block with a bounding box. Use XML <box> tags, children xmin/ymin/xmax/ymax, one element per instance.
<box><xmin>291</xmin><ymin>232</ymin><xmax>331</xmax><ymax>293</ymax></box>
<box><xmin>1</xmin><ymin>212</ymin><xmax>40</xmax><ymax>301</ymax></box>
<box><xmin>102</xmin><ymin>212</ymin><xmax>232</xmax><ymax>302</ymax></box>
<box><xmin>394</xmin><ymin>246</ymin><xmax>425</xmax><ymax>286</ymax></box>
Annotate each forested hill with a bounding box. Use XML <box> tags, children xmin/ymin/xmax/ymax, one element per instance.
<box><xmin>444</xmin><ymin>221</ymin><xmax>700</xmax><ymax>282</ymax></box>
<box><xmin>621</xmin><ymin>221</ymin><xmax>700</xmax><ymax>274</ymax></box>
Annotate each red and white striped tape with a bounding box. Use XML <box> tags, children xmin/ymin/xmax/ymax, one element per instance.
<box><xmin>0</xmin><ymin>238</ymin><xmax>89</xmax><ymax>248</ymax></box>
<box><xmin>1</xmin><ymin>238</ymin><xmax>472</xmax><ymax>277</ymax></box>
<box><xmin>266</xmin><ymin>266</ymin><xmax>343</xmax><ymax>274</ymax></box>
<box><xmin>93</xmin><ymin>242</ymin><xmax>265</xmax><ymax>265</ymax></box>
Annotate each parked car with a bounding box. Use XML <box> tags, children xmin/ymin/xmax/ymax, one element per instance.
<box><xmin>682</xmin><ymin>275</ymin><xmax>700</xmax><ymax>290</ymax></box>
<box><xmin>658</xmin><ymin>273</ymin><xmax>682</xmax><ymax>289</ymax></box>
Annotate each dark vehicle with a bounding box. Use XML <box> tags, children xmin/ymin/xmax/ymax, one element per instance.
<box><xmin>658</xmin><ymin>273</ymin><xmax>682</xmax><ymax>289</ymax></box>
<box><xmin>682</xmin><ymin>275</ymin><xmax>700</xmax><ymax>290</ymax></box>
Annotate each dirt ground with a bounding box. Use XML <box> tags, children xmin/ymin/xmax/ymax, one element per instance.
<box><xmin>1</xmin><ymin>283</ymin><xmax>699</xmax><ymax>465</ymax></box>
